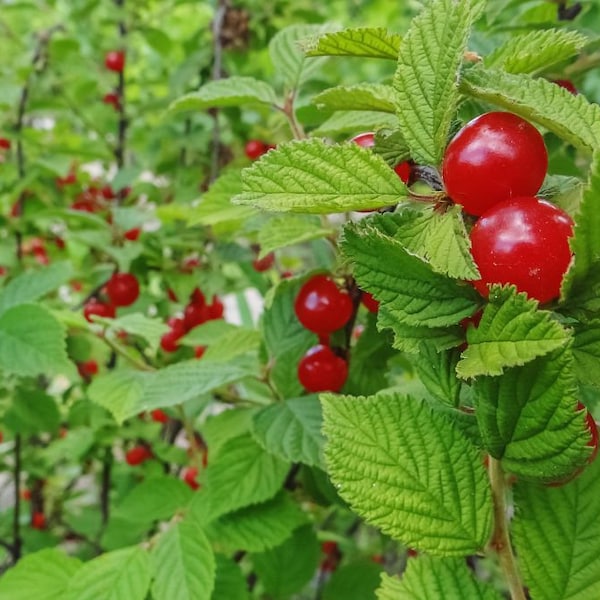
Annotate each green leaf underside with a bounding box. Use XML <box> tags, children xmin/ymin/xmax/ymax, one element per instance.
<box><xmin>303</xmin><ymin>27</ymin><xmax>401</xmax><ymax>60</ymax></box>
<box><xmin>234</xmin><ymin>139</ymin><xmax>407</xmax><ymax>213</ymax></box>
<box><xmin>152</xmin><ymin>521</ymin><xmax>216</xmax><ymax>600</ymax></box>
<box><xmin>205</xmin><ymin>493</ymin><xmax>307</xmax><ymax>553</ymax></box>
<box><xmin>189</xmin><ymin>433</ymin><xmax>289</xmax><ymax>525</ymax></box>
<box><xmin>460</xmin><ymin>67</ymin><xmax>600</xmax><ymax>153</ymax></box>
<box><xmin>257</xmin><ymin>215</ymin><xmax>334</xmax><ymax>257</ymax></box>
<box><xmin>312</xmin><ymin>111</ymin><xmax>399</xmax><ymax>137</ymax></box>
<box><xmin>456</xmin><ymin>286</ymin><xmax>570</xmax><ymax>378</ymax></box>
<box><xmin>394</xmin><ymin>0</ymin><xmax>484</xmax><ymax>165</ymax></box>
<box><xmin>377</xmin><ymin>557</ymin><xmax>503</xmax><ymax>599</ymax></box>
<box><xmin>67</xmin><ymin>546</ymin><xmax>150</xmax><ymax>600</ymax></box>
<box><xmin>573</xmin><ymin>324</ymin><xmax>600</xmax><ymax>387</ymax></box>
<box><xmin>251</xmin><ymin>396</ymin><xmax>324</xmax><ymax>467</ymax></box>
<box><xmin>0</xmin><ymin>549</ymin><xmax>81</xmax><ymax>600</ymax></box>
<box><xmin>167</xmin><ymin>76</ymin><xmax>278</xmax><ymax>114</ymax></box>
<box><xmin>341</xmin><ymin>221</ymin><xmax>479</xmax><ymax>329</ymax></box>
<box><xmin>512</xmin><ymin>457</ymin><xmax>600</xmax><ymax>600</ymax></box>
<box><xmin>475</xmin><ymin>346</ymin><xmax>591</xmax><ymax>481</ymax></box>
<box><xmin>322</xmin><ymin>392</ymin><xmax>493</xmax><ymax>556</ymax></box>
<box><xmin>372</xmin><ymin>207</ymin><xmax>480</xmax><ymax>279</ymax></box>
<box><xmin>313</xmin><ymin>84</ymin><xmax>396</xmax><ymax>113</ymax></box>
<box><xmin>485</xmin><ymin>29</ymin><xmax>587</xmax><ymax>75</ymax></box>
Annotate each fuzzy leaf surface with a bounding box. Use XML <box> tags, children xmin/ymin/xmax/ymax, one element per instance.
<box><xmin>322</xmin><ymin>392</ymin><xmax>492</xmax><ymax>556</ymax></box>
<box><xmin>234</xmin><ymin>139</ymin><xmax>407</xmax><ymax>213</ymax></box>
<box><xmin>303</xmin><ymin>27</ymin><xmax>401</xmax><ymax>60</ymax></box>
<box><xmin>313</xmin><ymin>84</ymin><xmax>396</xmax><ymax>113</ymax></box>
<box><xmin>572</xmin><ymin>324</ymin><xmax>600</xmax><ymax>387</ymax></box>
<box><xmin>413</xmin><ymin>345</ymin><xmax>462</xmax><ymax>407</ymax></box>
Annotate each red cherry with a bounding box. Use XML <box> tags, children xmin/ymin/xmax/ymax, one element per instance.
<box><xmin>394</xmin><ymin>161</ymin><xmax>410</xmax><ymax>184</ymax></box>
<box><xmin>470</xmin><ymin>197</ymin><xmax>573</xmax><ymax>303</ymax></box>
<box><xmin>31</xmin><ymin>511</ymin><xmax>46</xmax><ymax>530</ymax></box>
<box><xmin>160</xmin><ymin>317</ymin><xmax>186</xmax><ymax>352</ymax></box>
<box><xmin>151</xmin><ymin>409</ymin><xmax>169</xmax><ymax>424</ymax></box>
<box><xmin>190</xmin><ymin>287</ymin><xmax>205</xmax><ymax>305</ymax></box>
<box><xmin>124</xmin><ymin>227</ymin><xmax>141</xmax><ymax>241</ymax></box>
<box><xmin>294</xmin><ymin>274</ymin><xmax>353</xmax><ymax>335</ymax></box>
<box><xmin>442</xmin><ymin>112</ymin><xmax>548</xmax><ymax>216</ymax></box>
<box><xmin>101</xmin><ymin>185</ymin><xmax>116</xmax><ymax>200</ymax></box>
<box><xmin>33</xmin><ymin>247</ymin><xmax>49</xmax><ymax>266</ymax></box>
<box><xmin>206</xmin><ymin>296</ymin><xmax>224</xmax><ymax>320</ymax></box>
<box><xmin>105</xmin><ymin>272</ymin><xmax>140</xmax><ymax>307</ymax></box>
<box><xmin>361</xmin><ymin>291</ymin><xmax>379</xmax><ymax>313</ymax></box>
<box><xmin>553</xmin><ymin>79</ymin><xmax>578</xmax><ymax>95</ymax></box>
<box><xmin>0</xmin><ymin>138</ymin><xmax>11</xmax><ymax>150</ymax></box>
<box><xmin>183</xmin><ymin>302</ymin><xmax>209</xmax><ymax>331</ymax></box>
<box><xmin>83</xmin><ymin>299</ymin><xmax>116</xmax><ymax>322</ymax></box>
<box><xmin>71</xmin><ymin>198</ymin><xmax>99</xmax><ymax>213</ymax></box>
<box><xmin>297</xmin><ymin>345</ymin><xmax>348</xmax><ymax>393</ymax></box>
<box><xmin>103</xmin><ymin>92</ymin><xmax>120</xmax><ymax>110</ymax></box>
<box><xmin>104</xmin><ymin>50</ymin><xmax>125</xmax><ymax>73</ymax></box>
<box><xmin>125</xmin><ymin>445</ymin><xmax>152</xmax><ymax>466</ymax></box>
<box><xmin>351</xmin><ymin>132</ymin><xmax>375</xmax><ymax>148</ymax></box>
<box><xmin>77</xmin><ymin>360</ymin><xmax>99</xmax><ymax>378</ymax></box>
<box><xmin>245</xmin><ymin>140</ymin><xmax>269</xmax><ymax>160</ymax></box>
<box><xmin>56</xmin><ymin>172</ymin><xmax>77</xmax><ymax>188</ymax></box>
<box><xmin>194</xmin><ymin>346</ymin><xmax>207</xmax><ymax>359</ymax></box>
<box><xmin>252</xmin><ymin>252</ymin><xmax>275</xmax><ymax>272</ymax></box>
<box><xmin>182</xmin><ymin>466</ymin><xmax>200</xmax><ymax>490</ymax></box>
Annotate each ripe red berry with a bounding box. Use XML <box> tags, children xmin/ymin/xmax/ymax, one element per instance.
<box><xmin>553</xmin><ymin>79</ymin><xmax>578</xmax><ymax>95</ymax></box>
<box><xmin>245</xmin><ymin>140</ymin><xmax>269</xmax><ymax>160</ymax></box>
<box><xmin>103</xmin><ymin>92</ymin><xmax>121</xmax><ymax>110</ymax></box>
<box><xmin>182</xmin><ymin>466</ymin><xmax>200</xmax><ymax>490</ymax></box>
<box><xmin>297</xmin><ymin>345</ymin><xmax>348</xmax><ymax>393</ymax></box>
<box><xmin>0</xmin><ymin>138</ymin><xmax>11</xmax><ymax>150</ymax></box>
<box><xmin>206</xmin><ymin>296</ymin><xmax>224</xmax><ymax>320</ymax></box>
<box><xmin>104</xmin><ymin>50</ymin><xmax>125</xmax><ymax>73</ymax></box>
<box><xmin>470</xmin><ymin>197</ymin><xmax>573</xmax><ymax>303</ymax></box>
<box><xmin>442</xmin><ymin>112</ymin><xmax>548</xmax><ymax>216</ymax></box>
<box><xmin>56</xmin><ymin>172</ymin><xmax>77</xmax><ymax>188</ymax></box>
<box><xmin>194</xmin><ymin>345</ymin><xmax>206</xmax><ymax>359</ymax></box>
<box><xmin>183</xmin><ymin>302</ymin><xmax>209</xmax><ymax>331</ymax></box>
<box><xmin>77</xmin><ymin>360</ymin><xmax>99</xmax><ymax>379</ymax></box>
<box><xmin>190</xmin><ymin>287</ymin><xmax>205</xmax><ymax>305</ymax></box>
<box><xmin>151</xmin><ymin>409</ymin><xmax>169</xmax><ymax>424</ymax></box>
<box><xmin>252</xmin><ymin>252</ymin><xmax>275</xmax><ymax>272</ymax></box>
<box><xmin>83</xmin><ymin>299</ymin><xmax>116</xmax><ymax>322</ymax></box>
<box><xmin>31</xmin><ymin>511</ymin><xmax>46</xmax><ymax>530</ymax></box>
<box><xmin>351</xmin><ymin>132</ymin><xmax>375</xmax><ymax>148</ymax></box>
<box><xmin>361</xmin><ymin>291</ymin><xmax>379</xmax><ymax>313</ymax></box>
<box><xmin>394</xmin><ymin>161</ymin><xmax>411</xmax><ymax>184</ymax></box>
<box><xmin>160</xmin><ymin>317</ymin><xmax>186</xmax><ymax>352</ymax></box>
<box><xmin>294</xmin><ymin>274</ymin><xmax>353</xmax><ymax>335</ymax></box>
<box><xmin>124</xmin><ymin>227</ymin><xmax>141</xmax><ymax>241</ymax></box>
<box><xmin>101</xmin><ymin>185</ymin><xmax>116</xmax><ymax>200</ymax></box>
<box><xmin>105</xmin><ymin>272</ymin><xmax>140</xmax><ymax>307</ymax></box>
<box><xmin>125</xmin><ymin>445</ymin><xmax>152</xmax><ymax>466</ymax></box>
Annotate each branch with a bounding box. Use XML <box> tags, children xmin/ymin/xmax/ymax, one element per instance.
<box><xmin>12</xmin><ymin>435</ymin><xmax>22</xmax><ymax>564</ymax></box>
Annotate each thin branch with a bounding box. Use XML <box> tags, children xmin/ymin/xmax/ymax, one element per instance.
<box><xmin>113</xmin><ymin>0</ymin><xmax>128</xmax><ymax>199</ymax></box>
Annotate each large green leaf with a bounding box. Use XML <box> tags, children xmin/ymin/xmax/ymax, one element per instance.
<box><xmin>313</xmin><ymin>84</ymin><xmax>396</xmax><ymax>113</ymax></box>
<box><xmin>413</xmin><ymin>345</ymin><xmax>462</xmax><ymax>407</ymax></box>
<box><xmin>234</xmin><ymin>139</ymin><xmax>407</xmax><ymax>213</ymax></box>
<box><xmin>210</xmin><ymin>556</ymin><xmax>249</xmax><ymax>600</ymax></box>
<box><xmin>0</xmin><ymin>549</ymin><xmax>81</xmax><ymax>600</ymax></box>
<box><xmin>302</xmin><ymin>27</ymin><xmax>401</xmax><ymax>60</ymax></box>
<box><xmin>322</xmin><ymin>392</ymin><xmax>493</xmax><ymax>556</ymax></box>
<box><xmin>512</xmin><ymin>457</ymin><xmax>600</xmax><ymax>599</ymax></box>
<box><xmin>572</xmin><ymin>323</ymin><xmax>600</xmax><ymax>387</ymax></box>
<box><xmin>393</xmin><ymin>0</ymin><xmax>484</xmax><ymax>165</ymax></box>
<box><xmin>151</xmin><ymin>521</ymin><xmax>216</xmax><ymax>600</ymax></box>
<box><xmin>257</xmin><ymin>215</ymin><xmax>334</xmax><ymax>257</ymax></box>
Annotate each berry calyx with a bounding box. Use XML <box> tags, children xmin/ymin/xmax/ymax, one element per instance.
<box><xmin>361</xmin><ymin>291</ymin><xmax>379</xmax><ymax>313</ymax></box>
<box><xmin>125</xmin><ymin>445</ymin><xmax>152</xmax><ymax>466</ymax></box>
<box><xmin>442</xmin><ymin>112</ymin><xmax>548</xmax><ymax>216</ymax></box>
<box><xmin>294</xmin><ymin>274</ymin><xmax>353</xmax><ymax>335</ymax></box>
<box><xmin>104</xmin><ymin>50</ymin><xmax>125</xmax><ymax>73</ymax></box>
<box><xmin>83</xmin><ymin>299</ymin><xmax>116</xmax><ymax>322</ymax></box>
<box><xmin>469</xmin><ymin>197</ymin><xmax>573</xmax><ymax>303</ymax></box>
<box><xmin>245</xmin><ymin>140</ymin><xmax>270</xmax><ymax>160</ymax></box>
<box><xmin>105</xmin><ymin>272</ymin><xmax>140</xmax><ymax>307</ymax></box>
<box><xmin>182</xmin><ymin>466</ymin><xmax>200</xmax><ymax>490</ymax></box>
<box><xmin>297</xmin><ymin>345</ymin><xmax>348</xmax><ymax>393</ymax></box>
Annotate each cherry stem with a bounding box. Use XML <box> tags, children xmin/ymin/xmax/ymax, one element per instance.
<box><xmin>488</xmin><ymin>457</ymin><xmax>526</xmax><ymax>600</ymax></box>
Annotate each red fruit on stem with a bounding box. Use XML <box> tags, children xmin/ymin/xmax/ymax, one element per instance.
<box><xmin>77</xmin><ymin>360</ymin><xmax>99</xmax><ymax>379</ymax></box>
<box><xmin>105</xmin><ymin>272</ymin><xmax>140</xmax><ymax>307</ymax></box>
<box><xmin>361</xmin><ymin>291</ymin><xmax>380</xmax><ymax>313</ymax></box>
<box><xmin>245</xmin><ymin>140</ymin><xmax>269</xmax><ymax>160</ymax></box>
<box><xmin>294</xmin><ymin>274</ymin><xmax>353</xmax><ymax>335</ymax></box>
<box><xmin>103</xmin><ymin>92</ymin><xmax>120</xmax><ymax>109</ymax></box>
<box><xmin>252</xmin><ymin>252</ymin><xmax>275</xmax><ymax>272</ymax></box>
<box><xmin>125</xmin><ymin>445</ymin><xmax>152</xmax><ymax>466</ymax></box>
<box><xmin>351</xmin><ymin>132</ymin><xmax>375</xmax><ymax>148</ymax></box>
<box><xmin>470</xmin><ymin>197</ymin><xmax>573</xmax><ymax>303</ymax></box>
<box><xmin>442</xmin><ymin>112</ymin><xmax>548</xmax><ymax>216</ymax></box>
<box><xmin>553</xmin><ymin>79</ymin><xmax>578</xmax><ymax>95</ymax></box>
<box><xmin>124</xmin><ymin>227</ymin><xmax>141</xmax><ymax>241</ymax></box>
<box><xmin>183</xmin><ymin>466</ymin><xmax>200</xmax><ymax>490</ymax></box>
<box><xmin>83</xmin><ymin>299</ymin><xmax>116</xmax><ymax>322</ymax></box>
<box><xmin>0</xmin><ymin>138</ymin><xmax>11</xmax><ymax>150</ymax></box>
<box><xmin>298</xmin><ymin>345</ymin><xmax>348</xmax><ymax>393</ymax></box>
<box><xmin>31</xmin><ymin>511</ymin><xmax>46</xmax><ymax>530</ymax></box>
<box><xmin>151</xmin><ymin>409</ymin><xmax>169</xmax><ymax>424</ymax></box>
<box><xmin>105</xmin><ymin>50</ymin><xmax>125</xmax><ymax>73</ymax></box>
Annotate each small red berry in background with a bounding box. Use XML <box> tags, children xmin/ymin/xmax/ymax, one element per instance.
<box><xmin>83</xmin><ymin>299</ymin><xmax>116</xmax><ymax>322</ymax></box>
<box><xmin>151</xmin><ymin>409</ymin><xmax>169</xmax><ymax>424</ymax></box>
<box><xmin>245</xmin><ymin>140</ymin><xmax>270</xmax><ymax>160</ymax></box>
<box><xmin>161</xmin><ymin>317</ymin><xmax>186</xmax><ymax>353</ymax></box>
<box><xmin>105</xmin><ymin>272</ymin><xmax>140</xmax><ymax>307</ymax></box>
<box><xmin>206</xmin><ymin>296</ymin><xmax>225</xmax><ymax>320</ymax></box>
<box><xmin>77</xmin><ymin>360</ymin><xmax>99</xmax><ymax>379</ymax></box>
<box><xmin>124</xmin><ymin>227</ymin><xmax>141</xmax><ymax>241</ymax></box>
<box><xmin>104</xmin><ymin>50</ymin><xmax>125</xmax><ymax>73</ymax></box>
<box><xmin>298</xmin><ymin>345</ymin><xmax>348</xmax><ymax>393</ymax></box>
<box><xmin>181</xmin><ymin>257</ymin><xmax>201</xmax><ymax>273</ymax></box>
<box><xmin>252</xmin><ymin>252</ymin><xmax>275</xmax><ymax>272</ymax></box>
<box><xmin>103</xmin><ymin>92</ymin><xmax>121</xmax><ymax>110</ymax></box>
<box><xmin>56</xmin><ymin>171</ymin><xmax>77</xmax><ymax>188</ymax></box>
<box><xmin>0</xmin><ymin>138</ymin><xmax>11</xmax><ymax>150</ymax></box>
<box><xmin>183</xmin><ymin>302</ymin><xmax>209</xmax><ymax>331</ymax></box>
<box><xmin>182</xmin><ymin>466</ymin><xmax>200</xmax><ymax>490</ymax></box>
<box><xmin>320</xmin><ymin>540</ymin><xmax>341</xmax><ymax>573</ymax></box>
<box><xmin>31</xmin><ymin>511</ymin><xmax>46</xmax><ymax>530</ymax></box>
<box><xmin>294</xmin><ymin>274</ymin><xmax>353</xmax><ymax>335</ymax></box>
<box><xmin>553</xmin><ymin>79</ymin><xmax>578</xmax><ymax>95</ymax></box>
<box><xmin>194</xmin><ymin>346</ymin><xmax>206</xmax><ymax>359</ymax></box>
<box><xmin>361</xmin><ymin>290</ymin><xmax>379</xmax><ymax>313</ymax></box>
<box><xmin>101</xmin><ymin>185</ymin><xmax>116</xmax><ymax>200</ymax></box>
<box><xmin>442</xmin><ymin>112</ymin><xmax>548</xmax><ymax>216</ymax></box>
<box><xmin>125</xmin><ymin>445</ymin><xmax>152</xmax><ymax>466</ymax></box>
<box><xmin>469</xmin><ymin>197</ymin><xmax>573</xmax><ymax>303</ymax></box>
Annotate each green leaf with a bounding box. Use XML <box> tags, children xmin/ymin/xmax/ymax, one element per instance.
<box><xmin>460</xmin><ymin>67</ymin><xmax>600</xmax><ymax>153</ymax></box>
<box><xmin>258</xmin><ymin>215</ymin><xmax>334</xmax><ymax>257</ymax></box>
<box><xmin>66</xmin><ymin>546</ymin><xmax>150</xmax><ymax>600</ymax></box>
<box><xmin>341</xmin><ymin>221</ymin><xmax>479</xmax><ymax>328</ymax></box>
<box><xmin>108</xmin><ymin>314</ymin><xmax>169</xmax><ymax>352</ymax></box>
<box><xmin>378</xmin><ymin>315</ymin><xmax>463</xmax><ymax>354</ymax></box>
<box><xmin>485</xmin><ymin>29</ymin><xmax>587</xmax><ymax>75</ymax></box>
<box><xmin>313</xmin><ymin>84</ymin><xmax>396</xmax><ymax>113</ymax></box>
<box><xmin>4</xmin><ymin>388</ymin><xmax>60</xmax><ymax>435</ymax></box>
<box><xmin>374</xmin><ymin>207</ymin><xmax>480</xmax><ymax>279</ymax></box>
<box><xmin>563</xmin><ymin>151</ymin><xmax>600</xmax><ymax>298</ymax></box>
<box><xmin>116</xmin><ymin>477</ymin><xmax>193</xmax><ymax>523</ymax></box>
<box><xmin>211</xmin><ymin>556</ymin><xmax>249</xmax><ymax>600</ymax></box>
<box><xmin>393</xmin><ymin>0</ymin><xmax>484</xmax><ymax>165</ymax></box>
<box><xmin>573</xmin><ymin>323</ymin><xmax>600</xmax><ymax>387</ymax></box>
<box><xmin>252</xmin><ymin>396</ymin><xmax>324</xmax><ymax>467</ymax></box>
<box><xmin>512</xmin><ymin>457</ymin><xmax>600</xmax><ymax>600</ymax></box>
<box><xmin>0</xmin><ymin>548</ymin><xmax>81</xmax><ymax>600</ymax></box>
<box><xmin>0</xmin><ymin>304</ymin><xmax>73</xmax><ymax>378</ymax></box>
<box><xmin>475</xmin><ymin>346</ymin><xmax>591</xmax><ymax>481</ymax></box>
<box><xmin>151</xmin><ymin>521</ymin><xmax>216</xmax><ymax>600</ymax></box>
<box><xmin>0</xmin><ymin>261</ymin><xmax>72</xmax><ymax>315</ymax></box>
<box><xmin>313</xmin><ymin>111</ymin><xmax>399</xmax><ymax>137</ymax></box>
<box><xmin>200</xmin><ymin>329</ymin><xmax>261</xmax><ymax>363</ymax></box>
<box><xmin>205</xmin><ymin>492</ymin><xmax>307</xmax><ymax>553</ymax></box>
<box><xmin>322</xmin><ymin>392</ymin><xmax>493</xmax><ymax>556</ymax></box>
<box><xmin>323</xmin><ymin>561</ymin><xmax>383</xmax><ymax>600</ymax></box>
<box><xmin>456</xmin><ymin>286</ymin><xmax>570</xmax><ymax>378</ymax></box>
<box><xmin>168</xmin><ymin>77</ymin><xmax>278</xmax><ymax>114</ymax></box>
<box><xmin>189</xmin><ymin>433</ymin><xmax>289</xmax><ymax>525</ymax></box>
<box><xmin>303</xmin><ymin>27</ymin><xmax>401</xmax><ymax>60</ymax></box>
<box><xmin>377</xmin><ymin>557</ymin><xmax>503</xmax><ymax>599</ymax></box>
<box><xmin>413</xmin><ymin>345</ymin><xmax>462</xmax><ymax>407</ymax></box>
<box><xmin>252</xmin><ymin>525</ymin><xmax>321</xmax><ymax>599</ymax></box>
<box><xmin>373</xmin><ymin>128</ymin><xmax>411</xmax><ymax>167</ymax></box>
<box><xmin>234</xmin><ymin>139</ymin><xmax>407</xmax><ymax>214</ymax></box>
